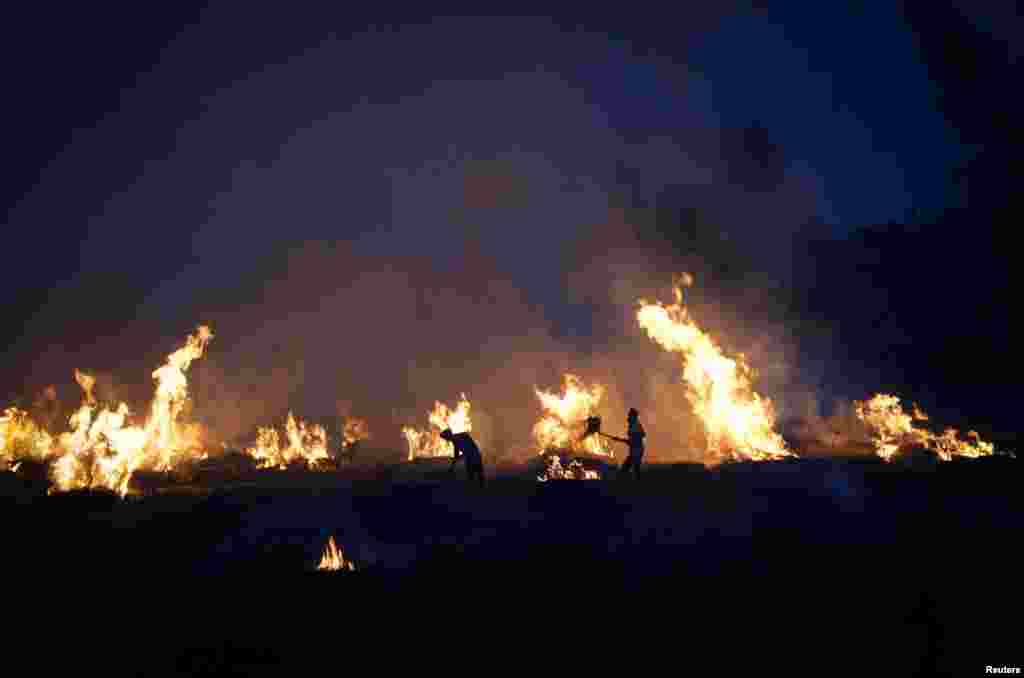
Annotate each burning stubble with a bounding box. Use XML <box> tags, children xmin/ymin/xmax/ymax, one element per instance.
<box><xmin>533</xmin><ymin>374</ymin><xmax>612</xmax><ymax>458</ymax></box>
<box><xmin>637</xmin><ymin>275</ymin><xmax>793</xmax><ymax>466</ymax></box>
<box><xmin>402</xmin><ymin>394</ymin><xmax>472</xmax><ymax>461</ymax></box>
<box><xmin>854</xmin><ymin>393</ymin><xmax>996</xmax><ymax>462</ymax></box>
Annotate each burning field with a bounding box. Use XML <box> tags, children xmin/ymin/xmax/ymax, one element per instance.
<box><xmin>1</xmin><ymin>273</ymin><xmax>1017</xmax><ymax>676</ymax></box>
<box><xmin>1</xmin><ymin>273</ymin><xmax>1010</xmax><ymax>500</ymax></box>
<box><xmin>2</xmin><ymin>325</ymin><xmax>215</xmax><ymax>496</ymax></box>
<box><xmin>0</xmin><ymin>324</ymin><xmax>374</xmax><ymax>496</ymax></box>
<box><xmin>9</xmin><ymin>5</ymin><xmax>1023</xmax><ymax>669</ymax></box>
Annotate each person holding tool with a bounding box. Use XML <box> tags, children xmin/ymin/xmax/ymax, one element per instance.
<box><xmin>582</xmin><ymin>408</ymin><xmax>646</xmax><ymax>479</ymax></box>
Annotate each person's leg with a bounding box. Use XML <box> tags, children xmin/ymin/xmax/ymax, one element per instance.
<box><xmin>633</xmin><ymin>452</ymin><xmax>643</xmax><ymax>478</ymax></box>
<box><xmin>619</xmin><ymin>455</ymin><xmax>634</xmax><ymax>478</ymax></box>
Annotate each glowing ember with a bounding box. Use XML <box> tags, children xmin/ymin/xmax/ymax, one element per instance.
<box><xmin>854</xmin><ymin>393</ymin><xmax>996</xmax><ymax>462</ymax></box>
<box><xmin>533</xmin><ymin>374</ymin><xmax>611</xmax><ymax>457</ymax></box>
<box><xmin>317</xmin><ymin>536</ymin><xmax>355</xmax><ymax>571</ymax></box>
<box><xmin>537</xmin><ymin>455</ymin><xmax>600</xmax><ymax>481</ymax></box>
<box><xmin>636</xmin><ymin>275</ymin><xmax>792</xmax><ymax>466</ymax></box>
<box><xmin>402</xmin><ymin>394</ymin><xmax>472</xmax><ymax>461</ymax></box>
<box><xmin>246</xmin><ymin>412</ymin><xmax>330</xmax><ymax>470</ymax></box>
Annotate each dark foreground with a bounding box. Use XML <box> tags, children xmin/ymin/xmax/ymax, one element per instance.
<box><xmin>4</xmin><ymin>456</ymin><xmax>1020</xmax><ymax>675</ymax></box>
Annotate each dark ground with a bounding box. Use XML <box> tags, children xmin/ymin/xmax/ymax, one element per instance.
<box><xmin>3</xmin><ymin>456</ymin><xmax>1020</xmax><ymax>675</ymax></box>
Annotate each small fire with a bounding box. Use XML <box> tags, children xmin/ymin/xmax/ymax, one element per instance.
<box><xmin>402</xmin><ymin>394</ymin><xmax>472</xmax><ymax>461</ymax></box>
<box><xmin>537</xmin><ymin>455</ymin><xmax>600</xmax><ymax>481</ymax></box>
<box><xmin>342</xmin><ymin>417</ymin><xmax>370</xmax><ymax>450</ymax></box>
<box><xmin>533</xmin><ymin>374</ymin><xmax>611</xmax><ymax>457</ymax></box>
<box><xmin>246</xmin><ymin>412</ymin><xmax>330</xmax><ymax>470</ymax></box>
<box><xmin>637</xmin><ymin>275</ymin><xmax>793</xmax><ymax>466</ymax></box>
<box><xmin>317</xmin><ymin>535</ymin><xmax>355</xmax><ymax>571</ymax></box>
<box><xmin>854</xmin><ymin>393</ymin><xmax>996</xmax><ymax>462</ymax></box>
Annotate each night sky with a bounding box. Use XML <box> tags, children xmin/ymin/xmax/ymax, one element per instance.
<box><xmin>2</xmin><ymin>4</ymin><xmax>1017</xmax><ymax>451</ymax></box>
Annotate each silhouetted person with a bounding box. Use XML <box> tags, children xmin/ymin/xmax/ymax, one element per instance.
<box><xmin>441</xmin><ymin>429</ymin><xmax>485</xmax><ymax>487</ymax></box>
<box><xmin>604</xmin><ymin>408</ymin><xmax>646</xmax><ymax>479</ymax></box>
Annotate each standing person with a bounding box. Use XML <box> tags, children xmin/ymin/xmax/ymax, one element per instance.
<box><xmin>440</xmin><ymin>429</ymin><xmax>485</xmax><ymax>488</ymax></box>
<box><xmin>602</xmin><ymin>408</ymin><xmax>646</xmax><ymax>479</ymax></box>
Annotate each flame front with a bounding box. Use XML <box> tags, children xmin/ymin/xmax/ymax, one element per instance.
<box><xmin>533</xmin><ymin>374</ymin><xmax>611</xmax><ymax>457</ymax></box>
<box><xmin>636</xmin><ymin>276</ymin><xmax>792</xmax><ymax>465</ymax></box>
<box><xmin>246</xmin><ymin>412</ymin><xmax>330</xmax><ymax>470</ymax></box>
<box><xmin>42</xmin><ymin>325</ymin><xmax>214</xmax><ymax>496</ymax></box>
<box><xmin>317</xmin><ymin>536</ymin><xmax>355</xmax><ymax>572</ymax></box>
<box><xmin>854</xmin><ymin>393</ymin><xmax>996</xmax><ymax>462</ymax></box>
<box><xmin>402</xmin><ymin>394</ymin><xmax>472</xmax><ymax>461</ymax></box>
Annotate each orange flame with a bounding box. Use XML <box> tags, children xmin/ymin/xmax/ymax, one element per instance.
<box><xmin>537</xmin><ymin>455</ymin><xmax>600</xmax><ymax>481</ymax></box>
<box><xmin>402</xmin><ymin>394</ymin><xmax>472</xmax><ymax>461</ymax></box>
<box><xmin>37</xmin><ymin>325</ymin><xmax>214</xmax><ymax>496</ymax></box>
<box><xmin>1</xmin><ymin>406</ymin><xmax>56</xmax><ymax>468</ymax></box>
<box><xmin>246</xmin><ymin>412</ymin><xmax>330</xmax><ymax>470</ymax></box>
<box><xmin>854</xmin><ymin>393</ymin><xmax>995</xmax><ymax>462</ymax></box>
<box><xmin>533</xmin><ymin>374</ymin><xmax>611</xmax><ymax>457</ymax></box>
<box><xmin>317</xmin><ymin>536</ymin><xmax>355</xmax><ymax>571</ymax></box>
<box><xmin>636</xmin><ymin>275</ymin><xmax>792</xmax><ymax>466</ymax></box>
<box><xmin>144</xmin><ymin>325</ymin><xmax>213</xmax><ymax>470</ymax></box>
<box><xmin>342</xmin><ymin>417</ymin><xmax>370</xmax><ymax>449</ymax></box>
<box><xmin>74</xmin><ymin>369</ymin><xmax>96</xmax><ymax>405</ymax></box>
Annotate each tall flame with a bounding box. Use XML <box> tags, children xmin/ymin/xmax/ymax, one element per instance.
<box><xmin>37</xmin><ymin>325</ymin><xmax>214</xmax><ymax>496</ymax></box>
<box><xmin>402</xmin><ymin>394</ymin><xmax>472</xmax><ymax>461</ymax></box>
<box><xmin>533</xmin><ymin>374</ymin><xmax>611</xmax><ymax>457</ymax></box>
<box><xmin>636</xmin><ymin>275</ymin><xmax>792</xmax><ymax>465</ymax></box>
<box><xmin>74</xmin><ymin>369</ymin><xmax>96</xmax><ymax>405</ymax></box>
<box><xmin>854</xmin><ymin>393</ymin><xmax>995</xmax><ymax>462</ymax></box>
<box><xmin>145</xmin><ymin>325</ymin><xmax>213</xmax><ymax>469</ymax></box>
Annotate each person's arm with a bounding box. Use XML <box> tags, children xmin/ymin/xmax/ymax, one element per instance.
<box><xmin>600</xmin><ymin>433</ymin><xmax>630</xmax><ymax>445</ymax></box>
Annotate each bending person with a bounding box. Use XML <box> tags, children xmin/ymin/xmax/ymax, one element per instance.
<box><xmin>440</xmin><ymin>429</ymin><xmax>485</xmax><ymax>488</ymax></box>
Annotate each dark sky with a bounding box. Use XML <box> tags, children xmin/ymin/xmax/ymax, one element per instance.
<box><xmin>686</xmin><ymin>5</ymin><xmax>961</xmax><ymax>226</ymax></box>
<box><xmin>2</xmin><ymin>4</ymin><xmax>1017</xmax><ymax>450</ymax></box>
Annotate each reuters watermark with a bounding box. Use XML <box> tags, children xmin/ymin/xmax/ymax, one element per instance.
<box><xmin>985</xmin><ymin>667</ymin><xmax>1021</xmax><ymax>675</ymax></box>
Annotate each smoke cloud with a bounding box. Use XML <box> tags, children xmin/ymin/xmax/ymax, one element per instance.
<box><xmin>5</xmin><ymin>14</ymin><xmax>842</xmax><ymax>464</ymax></box>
